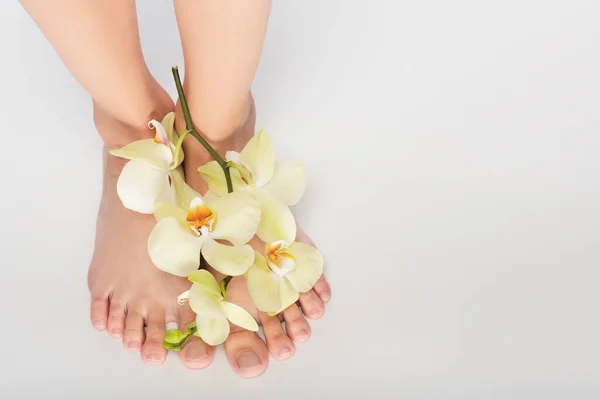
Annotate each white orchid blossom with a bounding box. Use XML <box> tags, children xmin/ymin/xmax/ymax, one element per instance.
<box><xmin>147</xmin><ymin>182</ymin><xmax>261</xmax><ymax>277</ymax></box>
<box><xmin>198</xmin><ymin>129</ymin><xmax>305</xmax><ymax>244</ymax></box>
<box><xmin>109</xmin><ymin>112</ymin><xmax>184</xmax><ymax>214</ymax></box>
<box><xmin>178</xmin><ymin>270</ymin><xmax>258</xmax><ymax>346</ymax></box>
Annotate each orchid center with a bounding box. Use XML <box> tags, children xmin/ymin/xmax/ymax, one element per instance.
<box><xmin>266</xmin><ymin>240</ymin><xmax>296</xmax><ymax>277</ymax></box>
<box><xmin>186</xmin><ymin>197</ymin><xmax>216</xmax><ymax>235</ymax></box>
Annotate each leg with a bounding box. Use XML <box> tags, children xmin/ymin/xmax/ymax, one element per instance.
<box><xmin>20</xmin><ymin>0</ymin><xmax>213</xmax><ymax>367</ymax></box>
<box><xmin>173</xmin><ymin>0</ymin><xmax>331</xmax><ymax>377</ymax></box>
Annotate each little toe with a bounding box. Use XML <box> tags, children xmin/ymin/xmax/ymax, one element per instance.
<box><xmin>122</xmin><ymin>307</ymin><xmax>144</xmax><ymax>352</ymax></box>
<box><xmin>312</xmin><ymin>274</ymin><xmax>332</xmax><ymax>303</ymax></box>
<box><xmin>90</xmin><ymin>294</ymin><xmax>108</xmax><ymax>331</ymax></box>
<box><xmin>282</xmin><ymin>304</ymin><xmax>312</xmax><ymax>343</ymax></box>
<box><xmin>140</xmin><ymin>309</ymin><xmax>167</xmax><ymax>366</ymax></box>
<box><xmin>224</xmin><ymin>326</ymin><xmax>269</xmax><ymax>379</ymax></box>
<box><xmin>177</xmin><ymin>312</ymin><xmax>214</xmax><ymax>369</ymax></box>
<box><xmin>259</xmin><ymin>312</ymin><xmax>295</xmax><ymax>360</ymax></box>
<box><xmin>106</xmin><ymin>299</ymin><xmax>126</xmax><ymax>338</ymax></box>
<box><xmin>298</xmin><ymin>290</ymin><xmax>325</xmax><ymax>320</ymax></box>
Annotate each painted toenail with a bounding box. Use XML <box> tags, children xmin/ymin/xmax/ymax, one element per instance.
<box><xmin>185</xmin><ymin>342</ymin><xmax>208</xmax><ymax>361</ymax></box>
<box><xmin>320</xmin><ymin>290</ymin><xmax>331</xmax><ymax>302</ymax></box>
<box><xmin>278</xmin><ymin>347</ymin><xmax>292</xmax><ymax>358</ymax></box>
<box><xmin>237</xmin><ymin>351</ymin><xmax>261</xmax><ymax>369</ymax></box>
<box><xmin>296</xmin><ymin>329</ymin><xmax>309</xmax><ymax>339</ymax></box>
<box><xmin>127</xmin><ymin>341</ymin><xmax>140</xmax><ymax>349</ymax></box>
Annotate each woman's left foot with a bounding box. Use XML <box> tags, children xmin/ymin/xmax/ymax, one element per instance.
<box><xmin>175</xmin><ymin>96</ymin><xmax>331</xmax><ymax>378</ymax></box>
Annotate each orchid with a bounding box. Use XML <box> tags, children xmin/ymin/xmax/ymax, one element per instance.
<box><xmin>246</xmin><ymin>215</ymin><xmax>323</xmax><ymax>314</ymax></box>
<box><xmin>147</xmin><ymin>185</ymin><xmax>261</xmax><ymax>277</ymax></box>
<box><xmin>178</xmin><ymin>270</ymin><xmax>258</xmax><ymax>346</ymax></box>
<box><xmin>109</xmin><ymin>112</ymin><xmax>184</xmax><ymax>214</ymax></box>
<box><xmin>198</xmin><ymin>129</ymin><xmax>305</xmax><ymax>244</ymax></box>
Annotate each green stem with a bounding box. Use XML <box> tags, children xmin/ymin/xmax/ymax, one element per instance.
<box><xmin>172</xmin><ymin>66</ymin><xmax>233</xmax><ymax>193</ymax></box>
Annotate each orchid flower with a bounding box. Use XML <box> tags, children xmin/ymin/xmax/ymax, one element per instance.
<box><xmin>179</xmin><ymin>270</ymin><xmax>258</xmax><ymax>346</ymax></box>
<box><xmin>147</xmin><ymin>183</ymin><xmax>261</xmax><ymax>277</ymax></box>
<box><xmin>198</xmin><ymin>129</ymin><xmax>305</xmax><ymax>244</ymax></box>
<box><xmin>246</xmin><ymin>212</ymin><xmax>323</xmax><ymax>314</ymax></box>
<box><xmin>109</xmin><ymin>112</ymin><xmax>184</xmax><ymax>214</ymax></box>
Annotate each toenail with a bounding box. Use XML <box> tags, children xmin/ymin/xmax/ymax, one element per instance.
<box><xmin>185</xmin><ymin>342</ymin><xmax>208</xmax><ymax>361</ymax></box>
<box><xmin>145</xmin><ymin>353</ymin><xmax>162</xmax><ymax>362</ymax></box>
<box><xmin>237</xmin><ymin>351</ymin><xmax>261</xmax><ymax>369</ymax></box>
<box><xmin>94</xmin><ymin>320</ymin><xmax>105</xmax><ymax>329</ymax></box>
<box><xmin>278</xmin><ymin>347</ymin><xmax>292</xmax><ymax>358</ymax></box>
<box><xmin>127</xmin><ymin>341</ymin><xmax>140</xmax><ymax>349</ymax></box>
<box><xmin>296</xmin><ymin>329</ymin><xmax>309</xmax><ymax>339</ymax></box>
<box><xmin>110</xmin><ymin>329</ymin><xmax>123</xmax><ymax>337</ymax></box>
<box><xmin>320</xmin><ymin>290</ymin><xmax>331</xmax><ymax>302</ymax></box>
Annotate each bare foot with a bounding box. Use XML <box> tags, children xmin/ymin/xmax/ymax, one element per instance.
<box><xmin>174</xmin><ymin>95</ymin><xmax>332</xmax><ymax>378</ymax></box>
<box><xmin>87</xmin><ymin>106</ymin><xmax>214</xmax><ymax>368</ymax></box>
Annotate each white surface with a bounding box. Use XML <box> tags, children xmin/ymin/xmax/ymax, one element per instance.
<box><xmin>0</xmin><ymin>1</ymin><xmax>598</xmax><ymax>398</ymax></box>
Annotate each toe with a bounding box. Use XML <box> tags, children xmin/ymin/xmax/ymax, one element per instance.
<box><xmin>312</xmin><ymin>274</ymin><xmax>331</xmax><ymax>303</ymax></box>
<box><xmin>90</xmin><ymin>294</ymin><xmax>108</xmax><ymax>331</ymax></box>
<box><xmin>140</xmin><ymin>309</ymin><xmax>167</xmax><ymax>366</ymax></box>
<box><xmin>177</xmin><ymin>310</ymin><xmax>214</xmax><ymax>369</ymax></box>
<box><xmin>106</xmin><ymin>299</ymin><xmax>126</xmax><ymax>338</ymax></box>
<box><xmin>224</xmin><ymin>325</ymin><xmax>269</xmax><ymax>379</ymax></box>
<box><xmin>259</xmin><ymin>312</ymin><xmax>295</xmax><ymax>360</ymax></box>
<box><xmin>282</xmin><ymin>304</ymin><xmax>312</xmax><ymax>343</ymax></box>
<box><xmin>298</xmin><ymin>290</ymin><xmax>325</xmax><ymax>320</ymax></box>
<box><xmin>122</xmin><ymin>306</ymin><xmax>144</xmax><ymax>352</ymax></box>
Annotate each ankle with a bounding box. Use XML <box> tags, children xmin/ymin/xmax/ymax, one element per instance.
<box><xmin>94</xmin><ymin>83</ymin><xmax>175</xmax><ymax>148</ymax></box>
<box><xmin>175</xmin><ymin>92</ymin><xmax>255</xmax><ymax>150</ymax></box>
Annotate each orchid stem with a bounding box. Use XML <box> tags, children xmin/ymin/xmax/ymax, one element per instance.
<box><xmin>172</xmin><ymin>66</ymin><xmax>233</xmax><ymax>193</ymax></box>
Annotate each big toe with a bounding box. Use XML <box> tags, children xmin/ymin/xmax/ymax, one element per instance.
<box><xmin>177</xmin><ymin>312</ymin><xmax>215</xmax><ymax>369</ymax></box>
<box><xmin>224</xmin><ymin>326</ymin><xmax>269</xmax><ymax>379</ymax></box>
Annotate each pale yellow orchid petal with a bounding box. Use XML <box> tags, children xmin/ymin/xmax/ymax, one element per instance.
<box><xmin>187</xmin><ymin>270</ymin><xmax>222</xmax><ymax>297</ymax></box>
<box><xmin>264</xmin><ymin>160</ymin><xmax>306</xmax><ymax>205</ymax></box>
<box><xmin>209</xmin><ymin>192</ymin><xmax>261</xmax><ymax>246</ymax></box>
<box><xmin>154</xmin><ymin>202</ymin><xmax>187</xmax><ymax>224</ymax></box>
<box><xmin>195</xmin><ymin>315</ymin><xmax>230</xmax><ymax>346</ymax></box>
<box><xmin>198</xmin><ymin>161</ymin><xmax>246</xmax><ymax>197</ymax></box>
<box><xmin>255</xmin><ymin>190</ymin><xmax>296</xmax><ymax>244</ymax></box>
<box><xmin>201</xmin><ymin>237</ymin><xmax>254</xmax><ymax>276</ymax></box>
<box><xmin>188</xmin><ymin>283</ymin><xmax>226</xmax><ymax>319</ymax></box>
<box><xmin>171</xmin><ymin>167</ymin><xmax>206</xmax><ymax>213</ymax></box>
<box><xmin>247</xmin><ymin>254</ymin><xmax>282</xmax><ymax>313</ymax></box>
<box><xmin>284</xmin><ymin>242</ymin><xmax>324</xmax><ymax>293</ymax></box>
<box><xmin>110</xmin><ymin>139</ymin><xmax>172</xmax><ymax>170</ymax></box>
<box><xmin>116</xmin><ymin>160</ymin><xmax>173</xmax><ymax>214</ymax></box>
<box><xmin>222</xmin><ymin>302</ymin><xmax>259</xmax><ymax>332</ymax></box>
<box><xmin>239</xmin><ymin>129</ymin><xmax>275</xmax><ymax>187</ymax></box>
<box><xmin>279</xmin><ymin>278</ymin><xmax>300</xmax><ymax>310</ymax></box>
<box><xmin>161</xmin><ymin>112</ymin><xmax>177</xmax><ymax>143</ymax></box>
<box><xmin>147</xmin><ymin>217</ymin><xmax>203</xmax><ymax>277</ymax></box>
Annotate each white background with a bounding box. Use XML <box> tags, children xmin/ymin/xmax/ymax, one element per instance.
<box><xmin>0</xmin><ymin>1</ymin><xmax>598</xmax><ymax>398</ymax></box>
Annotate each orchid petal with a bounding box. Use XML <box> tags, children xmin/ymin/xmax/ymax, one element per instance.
<box><xmin>284</xmin><ymin>242</ymin><xmax>324</xmax><ymax>292</ymax></box>
<box><xmin>255</xmin><ymin>190</ymin><xmax>296</xmax><ymax>244</ymax></box>
<box><xmin>247</xmin><ymin>254</ymin><xmax>282</xmax><ymax>313</ymax></box>
<box><xmin>188</xmin><ymin>283</ymin><xmax>226</xmax><ymax>319</ymax></box>
<box><xmin>195</xmin><ymin>315</ymin><xmax>230</xmax><ymax>346</ymax></box>
<box><xmin>264</xmin><ymin>160</ymin><xmax>306</xmax><ymax>205</ymax></box>
<box><xmin>110</xmin><ymin>139</ymin><xmax>173</xmax><ymax>170</ymax></box>
<box><xmin>209</xmin><ymin>192</ymin><xmax>261</xmax><ymax>245</ymax></box>
<box><xmin>239</xmin><ymin>129</ymin><xmax>275</xmax><ymax>187</ymax></box>
<box><xmin>187</xmin><ymin>269</ymin><xmax>222</xmax><ymax>297</ymax></box>
<box><xmin>171</xmin><ymin>168</ymin><xmax>201</xmax><ymax>210</ymax></box>
<box><xmin>201</xmin><ymin>237</ymin><xmax>254</xmax><ymax>276</ymax></box>
<box><xmin>160</xmin><ymin>112</ymin><xmax>177</xmax><ymax>143</ymax></box>
<box><xmin>197</xmin><ymin>161</ymin><xmax>246</xmax><ymax>197</ymax></box>
<box><xmin>116</xmin><ymin>160</ymin><xmax>173</xmax><ymax>214</ymax></box>
<box><xmin>223</xmin><ymin>302</ymin><xmax>259</xmax><ymax>331</ymax></box>
<box><xmin>154</xmin><ymin>202</ymin><xmax>187</xmax><ymax>225</ymax></box>
<box><xmin>147</xmin><ymin>217</ymin><xmax>203</xmax><ymax>277</ymax></box>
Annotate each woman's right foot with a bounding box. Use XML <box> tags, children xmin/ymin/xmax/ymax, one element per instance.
<box><xmin>87</xmin><ymin>105</ymin><xmax>215</xmax><ymax>368</ymax></box>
